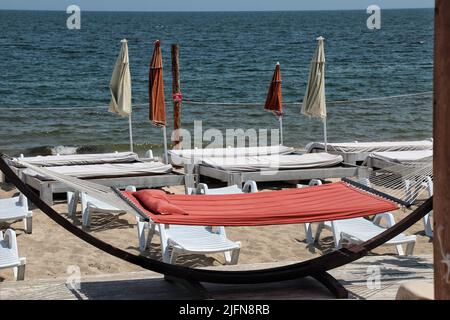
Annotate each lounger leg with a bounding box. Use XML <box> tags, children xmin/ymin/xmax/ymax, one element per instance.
<box><xmin>13</xmin><ymin>258</ymin><xmax>26</xmax><ymax>281</ymax></box>
<box><xmin>170</xmin><ymin>249</ymin><xmax>180</xmax><ymax>264</ymax></box>
<box><xmin>314</xmin><ymin>222</ymin><xmax>324</xmax><ymax>243</ymax></box>
<box><xmin>82</xmin><ymin>207</ymin><xmax>91</xmax><ymax>229</ymax></box>
<box><xmin>225</xmin><ymin>248</ymin><xmax>240</xmax><ymax>265</ymax></box>
<box><xmin>304</xmin><ymin>223</ymin><xmax>314</xmax><ymax>245</ymax></box>
<box><xmin>405</xmin><ymin>242</ymin><xmax>415</xmax><ymax>256</ymax></box>
<box><xmin>67</xmin><ymin>192</ymin><xmax>80</xmax><ymax>219</ymax></box>
<box><xmin>331</xmin><ymin>221</ymin><xmax>343</xmax><ymax>249</ymax></box>
<box><xmin>24</xmin><ymin>215</ymin><xmax>32</xmax><ymax>234</ymax></box>
<box><xmin>160</xmin><ymin>225</ymin><xmax>171</xmax><ymax>263</ymax></box>
<box><xmin>137</xmin><ymin>219</ymin><xmax>148</xmax><ymax>252</ymax></box>
<box><xmin>395</xmin><ymin>244</ymin><xmax>405</xmax><ymax>256</ymax></box>
<box><xmin>40</xmin><ymin>185</ymin><xmax>54</xmax><ymax>206</ymax></box>
<box><xmin>423</xmin><ymin>213</ymin><xmax>433</xmax><ymax>237</ymax></box>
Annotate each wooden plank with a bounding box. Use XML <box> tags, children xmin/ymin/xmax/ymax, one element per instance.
<box><xmin>171</xmin><ymin>44</ymin><xmax>182</xmax><ymax>149</ymax></box>
<box><xmin>0</xmin><ymin>255</ymin><xmax>433</xmax><ymax>300</ymax></box>
<box><xmin>433</xmin><ymin>0</ymin><xmax>450</xmax><ymax>300</ymax></box>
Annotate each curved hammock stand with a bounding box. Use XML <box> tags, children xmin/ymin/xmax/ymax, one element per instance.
<box><xmin>0</xmin><ymin>155</ymin><xmax>432</xmax><ymax>299</ymax></box>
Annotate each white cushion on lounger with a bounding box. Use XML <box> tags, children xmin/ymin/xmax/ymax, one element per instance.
<box><xmin>306</xmin><ymin>140</ymin><xmax>433</xmax><ymax>153</ymax></box>
<box><xmin>24</xmin><ymin>162</ymin><xmax>172</xmax><ymax>179</ymax></box>
<box><xmin>169</xmin><ymin>145</ymin><xmax>294</xmax><ymax>165</ymax></box>
<box><xmin>199</xmin><ymin>153</ymin><xmax>343</xmax><ymax>171</ymax></box>
<box><xmin>12</xmin><ymin>152</ymin><xmax>139</xmax><ymax>167</ymax></box>
<box><xmin>369</xmin><ymin>150</ymin><xmax>433</xmax><ymax>163</ymax></box>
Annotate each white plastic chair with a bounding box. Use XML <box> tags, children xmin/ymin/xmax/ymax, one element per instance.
<box><xmin>0</xmin><ymin>229</ymin><xmax>26</xmax><ymax>280</ymax></box>
<box><xmin>304</xmin><ymin>179</ymin><xmax>416</xmax><ymax>256</ymax></box>
<box><xmin>0</xmin><ymin>194</ymin><xmax>33</xmax><ymax>234</ymax></box>
<box><xmin>67</xmin><ymin>187</ymin><xmax>133</xmax><ymax>229</ymax></box>
<box><xmin>405</xmin><ymin>176</ymin><xmax>433</xmax><ymax>237</ymax></box>
<box><xmin>142</xmin><ymin>181</ymin><xmax>258</xmax><ymax>264</ymax></box>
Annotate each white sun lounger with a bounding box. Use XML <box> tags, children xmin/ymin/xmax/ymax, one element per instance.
<box><xmin>190</xmin><ymin>153</ymin><xmax>365</xmax><ymax>189</ymax></box>
<box><xmin>0</xmin><ymin>194</ymin><xmax>33</xmax><ymax>234</ymax></box>
<box><xmin>367</xmin><ymin>150</ymin><xmax>433</xmax><ymax>168</ymax></box>
<box><xmin>306</xmin><ymin>139</ymin><xmax>433</xmax><ymax>164</ymax></box>
<box><xmin>169</xmin><ymin>145</ymin><xmax>294</xmax><ymax>166</ymax></box>
<box><xmin>16</xmin><ymin>161</ymin><xmax>184</xmax><ymax>205</ymax></box>
<box><xmin>304</xmin><ymin>179</ymin><xmax>416</xmax><ymax>256</ymax></box>
<box><xmin>10</xmin><ymin>151</ymin><xmax>140</xmax><ymax>167</ymax></box>
<box><xmin>199</xmin><ymin>153</ymin><xmax>344</xmax><ymax>171</ymax></box>
<box><xmin>24</xmin><ymin>162</ymin><xmax>172</xmax><ymax>180</ymax></box>
<box><xmin>0</xmin><ymin>229</ymin><xmax>26</xmax><ymax>280</ymax></box>
<box><xmin>405</xmin><ymin>176</ymin><xmax>433</xmax><ymax>237</ymax></box>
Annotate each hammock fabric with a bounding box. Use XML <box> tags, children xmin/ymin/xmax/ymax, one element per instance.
<box><xmin>122</xmin><ymin>182</ymin><xmax>398</xmax><ymax>226</ymax></box>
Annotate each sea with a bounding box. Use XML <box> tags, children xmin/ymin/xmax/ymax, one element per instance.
<box><xmin>0</xmin><ymin>9</ymin><xmax>433</xmax><ymax>157</ymax></box>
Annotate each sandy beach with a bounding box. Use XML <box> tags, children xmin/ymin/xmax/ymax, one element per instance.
<box><xmin>0</xmin><ymin>179</ymin><xmax>433</xmax><ymax>283</ymax></box>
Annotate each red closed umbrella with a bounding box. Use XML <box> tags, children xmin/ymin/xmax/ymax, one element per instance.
<box><xmin>264</xmin><ymin>62</ymin><xmax>284</xmax><ymax>145</ymax></box>
<box><xmin>149</xmin><ymin>40</ymin><xmax>168</xmax><ymax>162</ymax></box>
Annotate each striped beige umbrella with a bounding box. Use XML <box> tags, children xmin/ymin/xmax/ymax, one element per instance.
<box><xmin>301</xmin><ymin>36</ymin><xmax>327</xmax><ymax>151</ymax></box>
<box><xmin>109</xmin><ymin>39</ymin><xmax>133</xmax><ymax>152</ymax></box>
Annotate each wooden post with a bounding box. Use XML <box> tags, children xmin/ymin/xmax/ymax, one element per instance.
<box><xmin>171</xmin><ymin>44</ymin><xmax>182</xmax><ymax>150</ymax></box>
<box><xmin>434</xmin><ymin>0</ymin><xmax>450</xmax><ymax>300</ymax></box>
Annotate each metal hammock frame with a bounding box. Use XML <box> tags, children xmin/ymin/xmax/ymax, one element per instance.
<box><xmin>0</xmin><ymin>155</ymin><xmax>432</xmax><ymax>299</ymax></box>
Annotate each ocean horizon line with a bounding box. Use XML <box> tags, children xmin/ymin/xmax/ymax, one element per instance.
<box><xmin>0</xmin><ymin>7</ymin><xmax>434</xmax><ymax>14</ymax></box>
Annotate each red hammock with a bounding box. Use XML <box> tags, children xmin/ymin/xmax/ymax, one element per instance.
<box><xmin>122</xmin><ymin>182</ymin><xmax>398</xmax><ymax>226</ymax></box>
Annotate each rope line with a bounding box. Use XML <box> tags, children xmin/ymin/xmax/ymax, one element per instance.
<box><xmin>0</xmin><ymin>91</ymin><xmax>432</xmax><ymax>111</ymax></box>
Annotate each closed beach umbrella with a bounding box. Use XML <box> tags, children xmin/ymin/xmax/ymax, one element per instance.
<box><xmin>264</xmin><ymin>62</ymin><xmax>284</xmax><ymax>145</ymax></box>
<box><xmin>149</xmin><ymin>40</ymin><xmax>168</xmax><ymax>163</ymax></box>
<box><xmin>109</xmin><ymin>39</ymin><xmax>133</xmax><ymax>152</ymax></box>
<box><xmin>301</xmin><ymin>36</ymin><xmax>327</xmax><ymax>151</ymax></box>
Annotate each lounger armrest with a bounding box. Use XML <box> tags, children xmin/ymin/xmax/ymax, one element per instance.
<box><xmin>125</xmin><ymin>186</ymin><xmax>137</xmax><ymax>192</ymax></box>
<box><xmin>373</xmin><ymin>212</ymin><xmax>396</xmax><ymax>228</ymax></box>
<box><xmin>4</xmin><ymin>229</ymin><xmax>18</xmax><ymax>254</ymax></box>
<box><xmin>195</xmin><ymin>183</ymin><xmax>209</xmax><ymax>195</ymax></box>
<box><xmin>18</xmin><ymin>193</ymin><xmax>29</xmax><ymax>212</ymax></box>
<box><xmin>243</xmin><ymin>180</ymin><xmax>258</xmax><ymax>193</ymax></box>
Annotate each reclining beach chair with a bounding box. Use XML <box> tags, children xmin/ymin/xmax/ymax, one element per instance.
<box><xmin>405</xmin><ymin>176</ymin><xmax>433</xmax><ymax>237</ymax></box>
<box><xmin>0</xmin><ymin>229</ymin><xmax>26</xmax><ymax>280</ymax></box>
<box><xmin>67</xmin><ymin>188</ymin><xmax>133</xmax><ymax>229</ymax></box>
<box><xmin>305</xmin><ymin>179</ymin><xmax>416</xmax><ymax>255</ymax></box>
<box><xmin>0</xmin><ymin>194</ymin><xmax>33</xmax><ymax>233</ymax></box>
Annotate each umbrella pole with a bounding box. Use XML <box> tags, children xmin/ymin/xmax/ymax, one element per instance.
<box><xmin>162</xmin><ymin>126</ymin><xmax>169</xmax><ymax>164</ymax></box>
<box><xmin>323</xmin><ymin>118</ymin><xmax>328</xmax><ymax>152</ymax></box>
<box><xmin>279</xmin><ymin>116</ymin><xmax>284</xmax><ymax>145</ymax></box>
<box><xmin>128</xmin><ymin>114</ymin><xmax>134</xmax><ymax>153</ymax></box>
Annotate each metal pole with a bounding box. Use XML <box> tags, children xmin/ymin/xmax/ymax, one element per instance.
<box><xmin>162</xmin><ymin>126</ymin><xmax>168</xmax><ymax>164</ymax></box>
<box><xmin>128</xmin><ymin>114</ymin><xmax>134</xmax><ymax>153</ymax></box>
<box><xmin>323</xmin><ymin>118</ymin><xmax>328</xmax><ymax>152</ymax></box>
<box><xmin>279</xmin><ymin>116</ymin><xmax>284</xmax><ymax>145</ymax></box>
<box><xmin>434</xmin><ymin>0</ymin><xmax>450</xmax><ymax>300</ymax></box>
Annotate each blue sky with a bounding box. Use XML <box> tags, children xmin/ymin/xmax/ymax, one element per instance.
<box><xmin>0</xmin><ymin>0</ymin><xmax>434</xmax><ymax>11</ymax></box>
